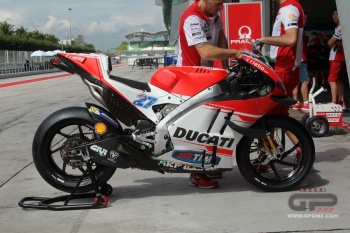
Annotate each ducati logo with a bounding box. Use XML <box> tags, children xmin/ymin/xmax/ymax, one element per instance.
<box><xmin>173</xmin><ymin>127</ymin><xmax>235</xmax><ymax>148</ymax></box>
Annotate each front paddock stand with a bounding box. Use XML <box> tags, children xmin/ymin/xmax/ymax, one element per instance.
<box><xmin>18</xmin><ymin>160</ymin><xmax>112</xmax><ymax>211</ymax></box>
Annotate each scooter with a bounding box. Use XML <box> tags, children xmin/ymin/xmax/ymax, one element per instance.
<box><xmin>19</xmin><ymin>46</ymin><xmax>315</xmax><ymax>210</ymax></box>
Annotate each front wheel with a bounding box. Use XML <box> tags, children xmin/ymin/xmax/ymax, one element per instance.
<box><xmin>236</xmin><ymin>115</ymin><xmax>315</xmax><ymax>192</ymax></box>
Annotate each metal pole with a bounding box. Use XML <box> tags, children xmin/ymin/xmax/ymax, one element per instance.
<box><xmin>68</xmin><ymin>8</ymin><xmax>72</xmax><ymax>44</ymax></box>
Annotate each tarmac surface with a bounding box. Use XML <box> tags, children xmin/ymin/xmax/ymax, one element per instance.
<box><xmin>0</xmin><ymin>63</ymin><xmax>349</xmax><ymax>233</ymax></box>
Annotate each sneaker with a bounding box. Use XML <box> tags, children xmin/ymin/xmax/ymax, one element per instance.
<box><xmin>301</xmin><ymin>102</ymin><xmax>310</xmax><ymax>111</ymax></box>
<box><xmin>292</xmin><ymin>102</ymin><xmax>303</xmax><ymax>110</ymax></box>
<box><xmin>189</xmin><ymin>173</ymin><xmax>218</xmax><ymax>189</ymax></box>
<box><xmin>206</xmin><ymin>172</ymin><xmax>223</xmax><ymax>179</ymax></box>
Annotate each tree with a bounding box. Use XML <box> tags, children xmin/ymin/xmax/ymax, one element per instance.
<box><xmin>45</xmin><ymin>34</ymin><xmax>60</xmax><ymax>44</ymax></box>
<box><xmin>115</xmin><ymin>41</ymin><xmax>128</xmax><ymax>50</ymax></box>
<box><xmin>72</xmin><ymin>34</ymin><xmax>86</xmax><ymax>47</ymax></box>
<box><xmin>15</xmin><ymin>26</ymin><xmax>28</xmax><ymax>37</ymax></box>
<box><xmin>0</xmin><ymin>21</ymin><xmax>15</xmax><ymax>35</ymax></box>
<box><xmin>28</xmin><ymin>30</ymin><xmax>46</xmax><ymax>40</ymax></box>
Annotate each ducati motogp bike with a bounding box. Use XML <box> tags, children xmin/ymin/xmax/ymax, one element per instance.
<box><xmin>30</xmin><ymin>48</ymin><xmax>315</xmax><ymax>208</ymax></box>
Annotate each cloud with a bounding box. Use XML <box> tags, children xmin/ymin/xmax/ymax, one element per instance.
<box><xmin>0</xmin><ymin>0</ymin><xmax>165</xmax><ymax>51</ymax></box>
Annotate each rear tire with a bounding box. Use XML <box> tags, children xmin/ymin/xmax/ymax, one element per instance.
<box><xmin>32</xmin><ymin>107</ymin><xmax>117</xmax><ymax>193</ymax></box>
<box><xmin>236</xmin><ymin>115</ymin><xmax>315</xmax><ymax>192</ymax></box>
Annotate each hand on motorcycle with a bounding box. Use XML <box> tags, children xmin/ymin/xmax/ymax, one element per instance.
<box><xmin>252</xmin><ymin>40</ymin><xmax>264</xmax><ymax>55</ymax></box>
<box><xmin>234</xmin><ymin>50</ymin><xmax>242</xmax><ymax>60</ymax></box>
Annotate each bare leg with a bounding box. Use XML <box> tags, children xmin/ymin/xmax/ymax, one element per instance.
<box><xmin>292</xmin><ymin>84</ymin><xmax>300</xmax><ymax>101</ymax></box>
<box><xmin>300</xmin><ymin>80</ymin><xmax>310</xmax><ymax>103</ymax></box>
<box><xmin>337</xmin><ymin>79</ymin><xmax>344</xmax><ymax>103</ymax></box>
<box><xmin>329</xmin><ymin>81</ymin><xmax>338</xmax><ymax>103</ymax></box>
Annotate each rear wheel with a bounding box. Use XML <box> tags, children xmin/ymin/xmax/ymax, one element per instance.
<box><xmin>33</xmin><ymin>109</ymin><xmax>117</xmax><ymax>193</ymax></box>
<box><xmin>236</xmin><ymin>115</ymin><xmax>315</xmax><ymax>192</ymax></box>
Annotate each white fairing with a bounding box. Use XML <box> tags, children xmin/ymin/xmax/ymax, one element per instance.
<box><xmin>97</xmin><ymin>54</ymin><xmax>244</xmax><ymax>169</ymax></box>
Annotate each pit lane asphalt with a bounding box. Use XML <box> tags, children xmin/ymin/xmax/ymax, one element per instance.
<box><xmin>0</xmin><ymin>63</ymin><xmax>349</xmax><ymax>233</ymax></box>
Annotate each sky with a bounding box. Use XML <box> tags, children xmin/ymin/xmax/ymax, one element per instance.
<box><xmin>0</xmin><ymin>0</ymin><xmax>165</xmax><ymax>51</ymax></box>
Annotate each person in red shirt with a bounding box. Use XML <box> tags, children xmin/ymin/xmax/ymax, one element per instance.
<box><xmin>177</xmin><ymin>0</ymin><xmax>242</xmax><ymax>189</ymax></box>
<box><xmin>255</xmin><ymin>0</ymin><xmax>305</xmax><ymax>116</ymax></box>
<box><xmin>253</xmin><ymin>0</ymin><xmax>304</xmax><ymax>172</ymax></box>
<box><xmin>327</xmin><ymin>9</ymin><xmax>346</xmax><ymax>109</ymax></box>
<box><xmin>292</xmin><ymin>12</ymin><xmax>310</xmax><ymax>111</ymax></box>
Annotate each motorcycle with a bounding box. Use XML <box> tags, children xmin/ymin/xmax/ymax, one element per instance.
<box><xmin>31</xmin><ymin>47</ymin><xmax>315</xmax><ymax>207</ymax></box>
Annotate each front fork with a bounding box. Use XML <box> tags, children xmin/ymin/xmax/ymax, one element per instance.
<box><xmin>259</xmin><ymin>131</ymin><xmax>285</xmax><ymax>165</ymax></box>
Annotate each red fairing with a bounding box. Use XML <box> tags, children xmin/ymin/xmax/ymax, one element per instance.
<box><xmin>150</xmin><ymin>66</ymin><xmax>227</xmax><ymax>96</ymax></box>
<box><xmin>60</xmin><ymin>53</ymin><xmax>103</xmax><ymax>81</ymax></box>
<box><xmin>242</xmin><ymin>54</ymin><xmax>287</xmax><ymax>96</ymax></box>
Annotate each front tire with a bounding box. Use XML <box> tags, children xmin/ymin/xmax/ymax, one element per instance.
<box><xmin>236</xmin><ymin>115</ymin><xmax>315</xmax><ymax>192</ymax></box>
<box><xmin>32</xmin><ymin>107</ymin><xmax>117</xmax><ymax>193</ymax></box>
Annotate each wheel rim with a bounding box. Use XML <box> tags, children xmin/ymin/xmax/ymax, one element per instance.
<box><xmin>248</xmin><ymin>127</ymin><xmax>306</xmax><ymax>183</ymax></box>
<box><xmin>46</xmin><ymin>123</ymin><xmax>104</xmax><ymax>186</ymax></box>
<box><xmin>309</xmin><ymin>118</ymin><xmax>327</xmax><ymax>135</ymax></box>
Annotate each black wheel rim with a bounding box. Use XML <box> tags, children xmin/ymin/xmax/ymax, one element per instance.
<box><xmin>46</xmin><ymin>122</ymin><xmax>104</xmax><ymax>186</ymax></box>
<box><xmin>248</xmin><ymin>127</ymin><xmax>306</xmax><ymax>183</ymax></box>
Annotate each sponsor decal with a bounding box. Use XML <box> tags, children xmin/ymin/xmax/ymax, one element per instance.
<box><xmin>192</xmin><ymin>32</ymin><xmax>202</xmax><ymax>36</ymax></box>
<box><xmin>245</xmin><ymin>58</ymin><xmax>266</xmax><ymax>73</ymax></box>
<box><xmin>158</xmin><ymin>161</ymin><xmax>182</xmax><ymax>169</ymax></box>
<box><xmin>238</xmin><ymin>26</ymin><xmax>252</xmax><ymax>39</ymax></box>
<box><xmin>133</xmin><ymin>93</ymin><xmax>158</xmax><ymax>109</ymax></box>
<box><xmin>326</xmin><ymin>113</ymin><xmax>341</xmax><ymax>117</ymax></box>
<box><xmin>173</xmin><ymin>127</ymin><xmax>235</xmax><ymax>148</ymax></box>
<box><xmin>94</xmin><ymin>122</ymin><xmax>107</xmax><ymax>135</ymax></box>
<box><xmin>183</xmin><ymin>165</ymin><xmax>216</xmax><ymax>171</ymax></box>
<box><xmin>193</xmin><ymin>36</ymin><xmax>205</xmax><ymax>41</ymax></box>
<box><xmin>89</xmin><ymin>106</ymin><xmax>119</xmax><ymax>129</ymax></box>
<box><xmin>66</xmin><ymin>55</ymin><xmax>86</xmax><ymax>63</ymax></box>
<box><xmin>289</xmin><ymin>14</ymin><xmax>295</xmax><ymax>19</ymax></box>
<box><xmin>204</xmin><ymin>23</ymin><xmax>209</xmax><ymax>31</ymax></box>
<box><xmin>190</xmin><ymin>23</ymin><xmax>199</xmax><ymax>26</ymax></box>
<box><xmin>108</xmin><ymin>150</ymin><xmax>119</xmax><ymax>161</ymax></box>
<box><xmin>90</xmin><ymin>145</ymin><xmax>108</xmax><ymax>157</ymax></box>
<box><xmin>172</xmin><ymin>150</ymin><xmax>221</xmax><ymax>165</ymax></box>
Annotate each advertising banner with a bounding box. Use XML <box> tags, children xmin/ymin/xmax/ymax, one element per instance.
<box><xmin>225</xmin><ymin>2</ymin><xmax>263</xmax><ymax>51</ymax></box>
<box><xmin>214</xmin><ymin>2</ymin><xmax>262</xmax><ymax>68</ymax></box>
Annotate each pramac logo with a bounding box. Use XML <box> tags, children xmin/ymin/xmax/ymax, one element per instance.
<box><xmin>230</xmin><ymin>25</ymin><xmax>255</xmax><ymax>45</ymax></box>
<box><xmin>238</xmin><ymin>26</ymin><xmax>252</xmax><ymax>39</ymax></box>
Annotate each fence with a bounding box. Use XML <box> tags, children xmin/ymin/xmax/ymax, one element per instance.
<box><xmin>0</xmin><ymin>50</ymin><xmax>53</xmax><ymax>63</ymax></box>
<box><xmin>0</xmin><ymin>50</ymin><xmax>59</xmax><ymax>78</ymax></box>
<box><xmin>0</xmin><ymin>61</ymin><xmax>57</xmax><ymax>75</ymax></box>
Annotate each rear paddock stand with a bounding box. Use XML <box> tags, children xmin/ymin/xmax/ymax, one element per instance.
<box><xmin>18</xmin><ymin>160</ymin><xmax>113</xmax><ymax>211</ymax></box>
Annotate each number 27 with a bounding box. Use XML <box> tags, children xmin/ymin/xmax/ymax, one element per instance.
<box><xmin>133</xmin><ymin>95</ymin><xmax>157</xmax><ymax>108</ymax></box>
